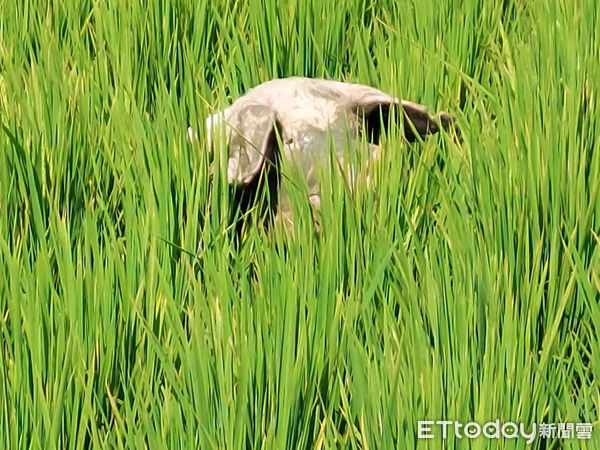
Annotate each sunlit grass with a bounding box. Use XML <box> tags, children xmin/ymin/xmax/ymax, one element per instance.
<box><xmin>0</xmin><ymin>0</ymin><xmax>599</xmax><ymax>448</ymax></box>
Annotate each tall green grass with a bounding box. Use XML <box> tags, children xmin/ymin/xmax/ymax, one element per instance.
<box><xmin>0</xmin><ymin>0</ymin><xmax>599</xmax><ymax>448</ymax></box>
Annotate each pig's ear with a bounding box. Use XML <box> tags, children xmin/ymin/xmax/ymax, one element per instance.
<box><xmin>207</xmin><ymin>103</ymin><xmax>281</xmax><ymax>185</ymax></box>
<box><xmin>346</xmin><ymin>83</ymin><xmax>453</xmax><ymax>143</ymax></box>
<box><xmin>400</xmin><ymin>100</ymin><xmax>453</xmax><ymax>142</ymax></box>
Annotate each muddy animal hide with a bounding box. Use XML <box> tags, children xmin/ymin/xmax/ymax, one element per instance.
<box><xmin>197</xmin><ymin>77</ymin><xmax>453</xmax><ymax>227</ymax></box>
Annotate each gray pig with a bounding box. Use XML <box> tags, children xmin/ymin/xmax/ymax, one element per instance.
<box><xmin>197</xmin><ymin>77</ymin><xmax>452</xmax><ymax>227</ymax></box>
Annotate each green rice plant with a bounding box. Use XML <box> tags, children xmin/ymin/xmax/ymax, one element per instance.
<box><xmin>0</xmin><ymin>0</ymin><xmax>598</xmax><ymax>448</ymax></box>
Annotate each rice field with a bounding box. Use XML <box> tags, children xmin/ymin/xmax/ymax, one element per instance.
<box><xmin>0</xmin><ymin>0</ymin><xmax>599</xmax><ymax>448</ymax></box>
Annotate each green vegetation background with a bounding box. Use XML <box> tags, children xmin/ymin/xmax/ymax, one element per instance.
<box><xmin>0</xmin><ymin>0</ymin><xmax>598</xmax><ymax>448</ymax></box>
